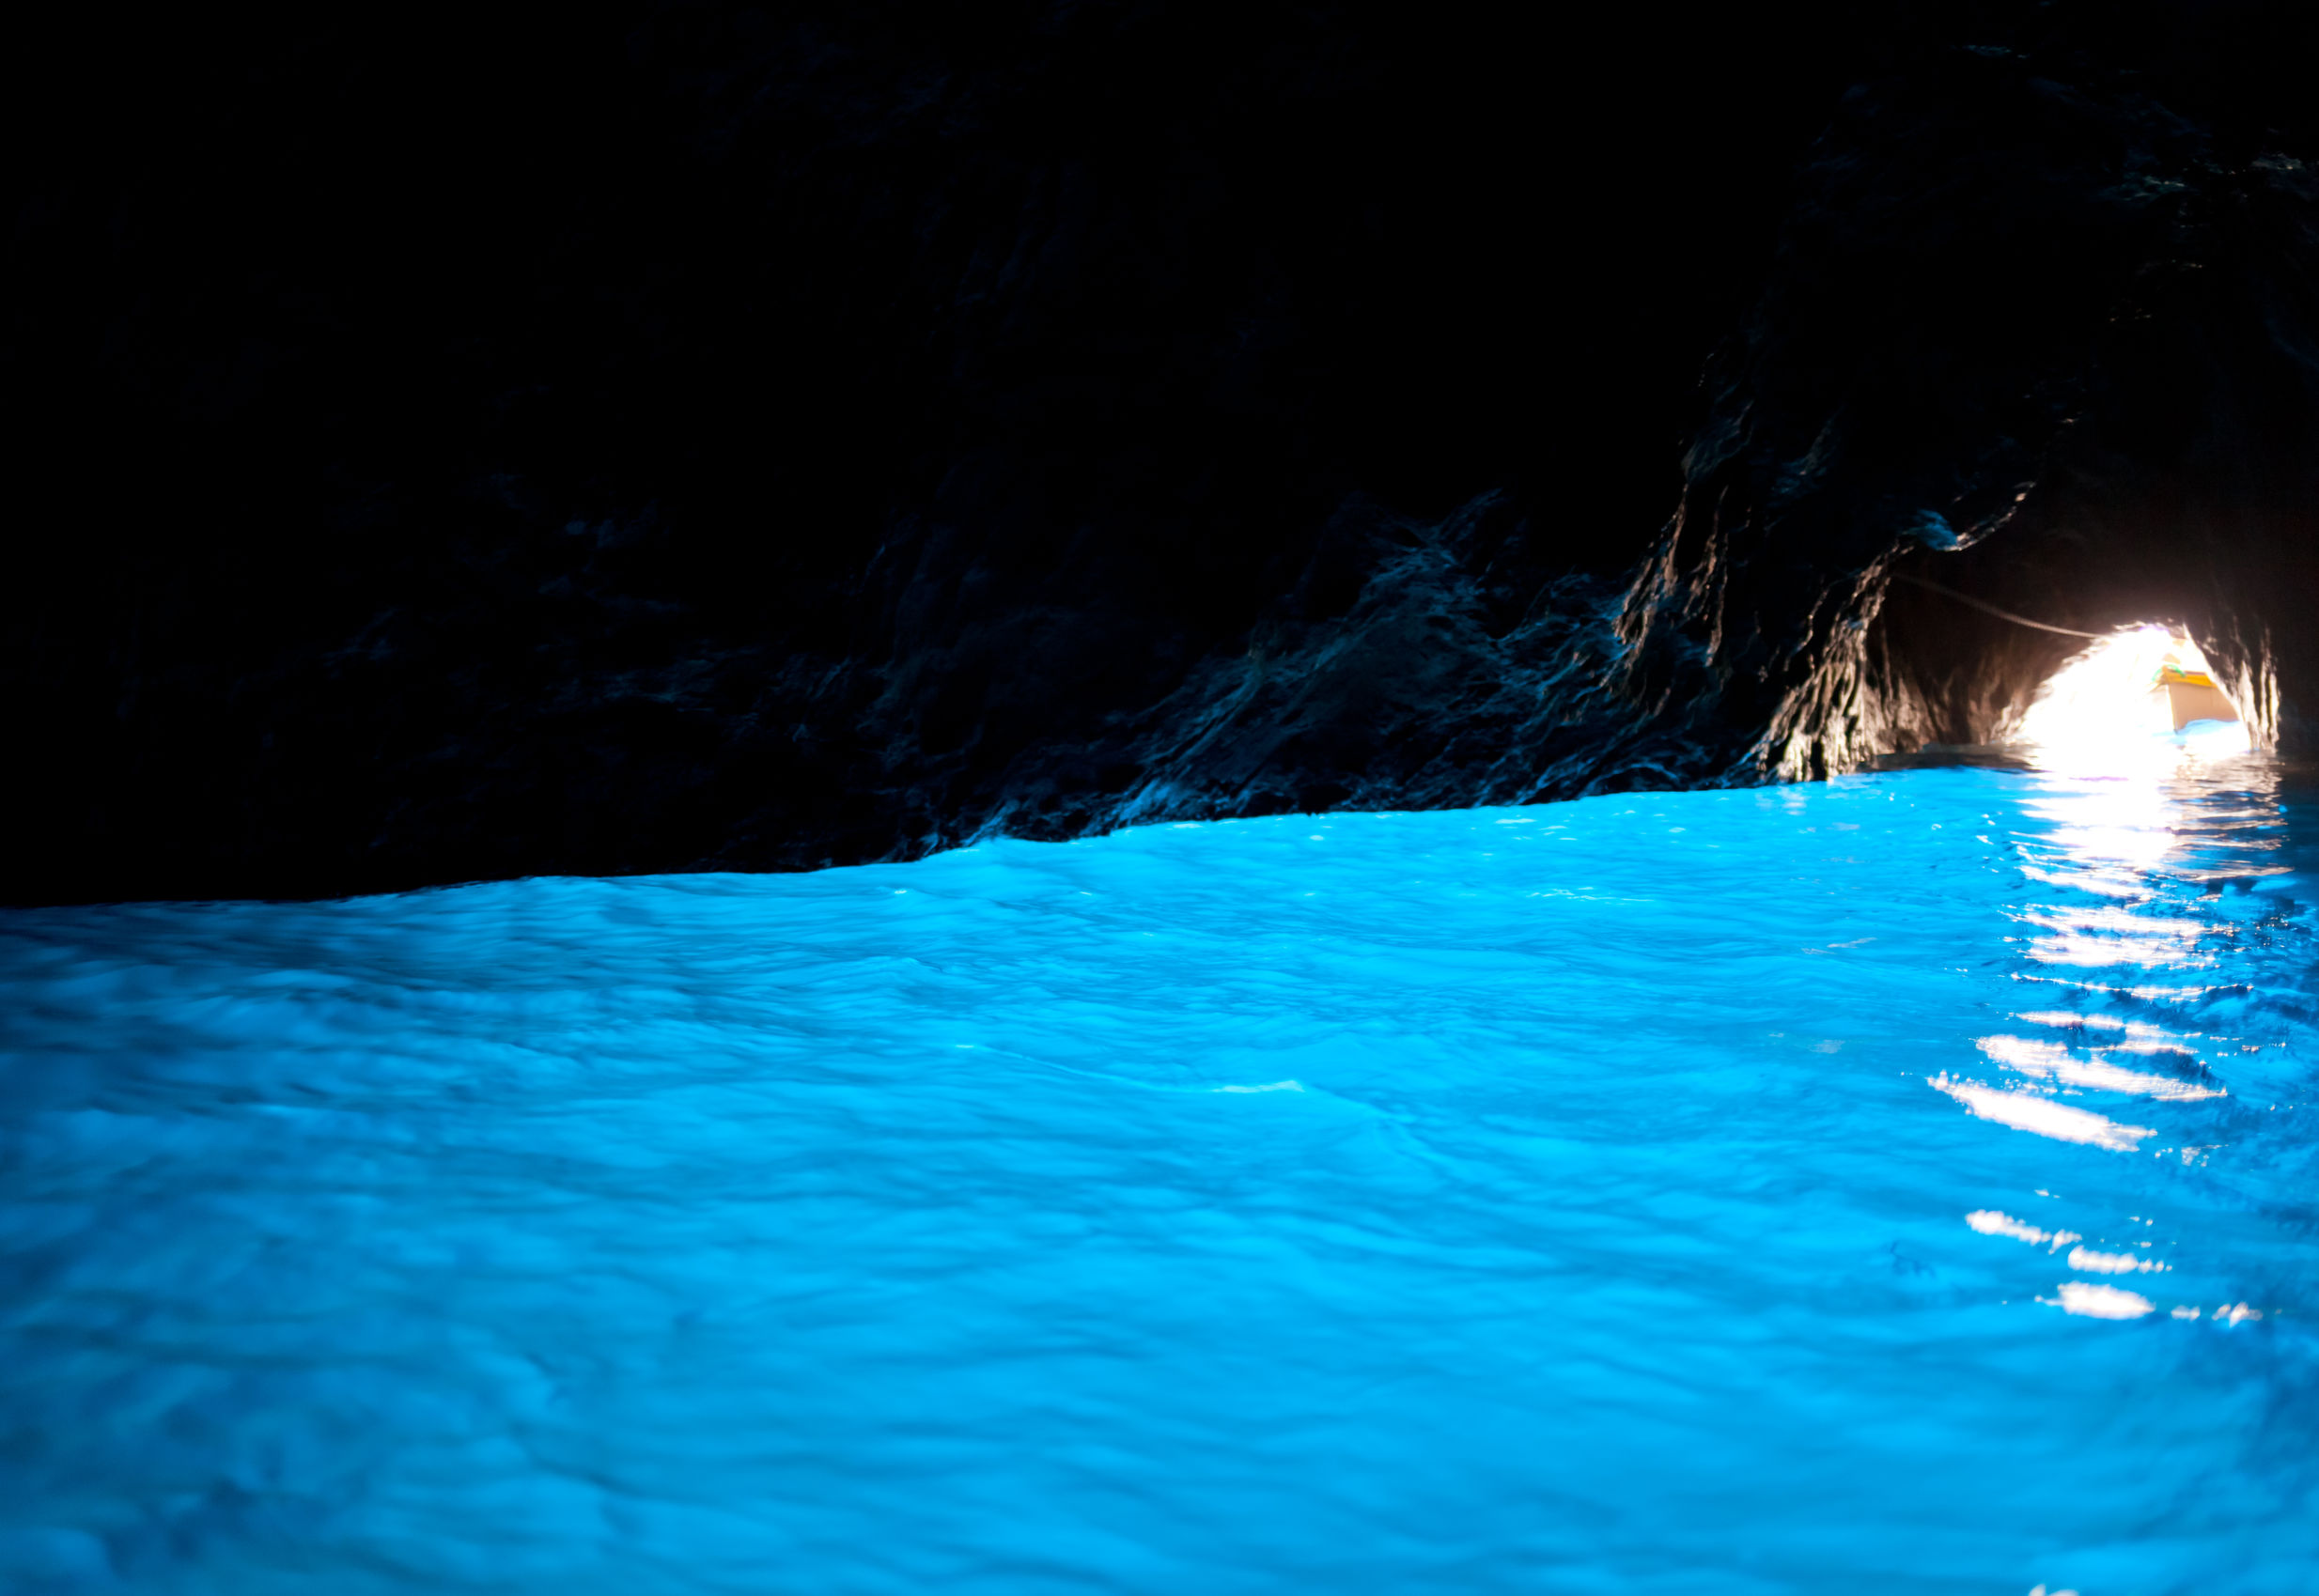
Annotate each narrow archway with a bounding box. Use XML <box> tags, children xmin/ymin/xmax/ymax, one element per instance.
<box><xmin>2010</xmin><ymin>626</ymin><xmax>2248</xmax><ymax>768</ymax></box>
<box><xmin>1835</xmin><ymin>516</ymin><xmax>2282</xmax><ymax>779</ymax></box>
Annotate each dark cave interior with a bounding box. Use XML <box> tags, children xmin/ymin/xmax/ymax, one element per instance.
<box><xmin>5</xmin><ymin>1</ymin><xmax>2319</xmax><ymax>903</ymax></box>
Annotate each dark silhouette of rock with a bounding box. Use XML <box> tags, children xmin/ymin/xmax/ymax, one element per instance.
<box><xmin>4</xmin><ymin>2</ymin><xmax>2315</xmax><ymax>904</ymax></box>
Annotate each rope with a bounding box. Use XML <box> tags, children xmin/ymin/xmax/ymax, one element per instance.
<box><xmin>1889</xmin><ymin>573</ymin><xmax>2112</xmax><ymax>640</ymax></box>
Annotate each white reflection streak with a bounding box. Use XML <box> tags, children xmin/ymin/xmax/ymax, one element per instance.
<box><xmin>2110</xmin><ymin>1034</ymin><xmax>2210</xmax><ymax>1055</ymax></box>
<box><xmin>2065</xmin><ymin>1246</ymin><xmax>2167</xmax><ymax>1275</ymax></box>
<box><xmin>1974</xmin><ymin>1034</ymin><xmax>2221</xmax><ymax>1101</ymax></box>
<box><xmin>2016</xmin><ymin>907</ymin><xmax>2204</xmax><ymax>938</ymax></box>
<box><xmin>2018</xmin><ymin>862</ymin><xmax>2140</xmax><ymax>900</ymax></box>
<box><xmin>2015</xmin><ymin>1012</ymin><xmax>2182</xmax><ymax>1046</ymax></box>
<box><xmin>2029</xmin><ymin>936</ymin><xmax>2209</xmax><ymax>969</ymax></box>
<box><xmin>2016</xmin><ymin>1011</ymin><xmax>2210</xmax><ymax>1058</ymax></box>
<box><xmin>1928</xmin><ymin>1075</ymin><xmax>2153</xmax><ymax>1151</ymax></box>
<box><xmin>2041</xmin><ymin>1281</ymin><xmax>2156</xmax><ymax>1319</ymax></box>
<box><xmin>2015</xmin><ymin>904</ymin><xmax>2208</xmax><ymax>968</ymax></box>
<box><xmin>1965</xmin><ymin>1210</ymin><xmax>2080</xmax><ymax>1249</ymax></box>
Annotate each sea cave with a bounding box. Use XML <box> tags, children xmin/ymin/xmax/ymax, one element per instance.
<box><xmin>2</xmin><ymin>4</ymin><xmax>2316</xmax><ymax>1590</ymax></box>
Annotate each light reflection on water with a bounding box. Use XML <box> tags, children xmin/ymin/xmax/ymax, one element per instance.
<box><xmin>1953</xmin><ymin>730</ymin><xmax>2299</xmax><ymax>1340</ymax></box>
<box><xmin>2</xmin><ymin>743</ymin><xmax>2317</xmax><ymax>1591</ymax></box>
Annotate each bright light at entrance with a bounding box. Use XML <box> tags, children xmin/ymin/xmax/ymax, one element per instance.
<box><xmin>2013</xmin><ymin>625</ymin><xmax>2249</xmax><ymax>768</ymax></box>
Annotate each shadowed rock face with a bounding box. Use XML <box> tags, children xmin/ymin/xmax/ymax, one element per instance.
<box><xmin>4</xmin><ymin>3</ymin><xmax>2316</xmax><ymax>903</ymax></box>
<box><xmin>1624</xmin><ymin>6</ymin><xmax>2319</xmax><ymax>778</ymax></box>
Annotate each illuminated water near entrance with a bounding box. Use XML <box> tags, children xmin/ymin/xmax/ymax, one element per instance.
<box><xmin>3</xmin><ymin>754</ymin><xmax>2316</xmax><ymax>1592</ymax></box>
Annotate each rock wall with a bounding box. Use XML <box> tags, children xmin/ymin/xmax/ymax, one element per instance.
<box><xmin>5</xmin><ymin>3</ymin><xmax>2316</xmax><ymax>903</ymax></box>
<box><xmin>1623</xmin><ymin>5</ymin><xmax>2319</xmax><ymax>777</ymax></box>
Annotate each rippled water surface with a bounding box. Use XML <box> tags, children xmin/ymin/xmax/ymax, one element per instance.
<box><xmin>4</xmin><ymin>757</ymin><xmax>2317</xmax><ymax>1593</ymax></box>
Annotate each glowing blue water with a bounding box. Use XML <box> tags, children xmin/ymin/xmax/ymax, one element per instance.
<box><xmin>3</xmin><ymin>763</ymin><xmax>2316</xmax><ymax>1594</ymax></box>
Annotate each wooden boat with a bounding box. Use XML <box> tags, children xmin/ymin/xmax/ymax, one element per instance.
<box><xmin>2156</xmin><ymin>662</ymin><xmax>2238</xmax><ymax>730</ymax></box>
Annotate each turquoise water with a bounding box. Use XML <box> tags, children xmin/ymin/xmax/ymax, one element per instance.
<box><xmin>2</xmin><ymin>759</ymin><xmax>2315</xmax><ymax>1593</ymax></box>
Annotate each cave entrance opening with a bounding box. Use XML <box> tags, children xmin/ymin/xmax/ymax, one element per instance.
<box><xmin>2012</xmin><ymin>624</ymin><xmax>2247</xmax><ymax>769</ymax></box>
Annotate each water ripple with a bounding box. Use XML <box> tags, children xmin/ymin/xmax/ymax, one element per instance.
<box><xmin>1</xmin><ymin>759</ymin><xmax>2316</xmax><ymax>1591</ymax></box>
